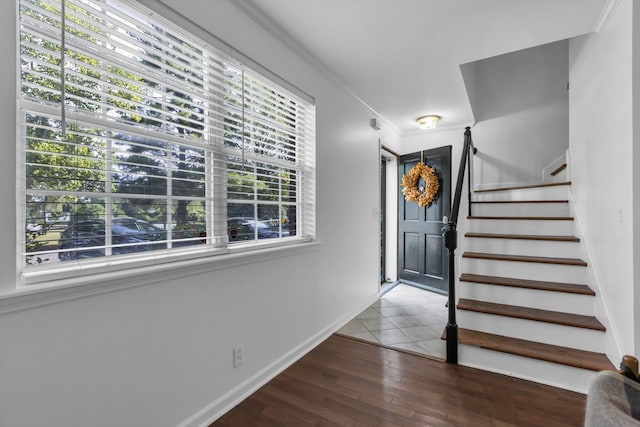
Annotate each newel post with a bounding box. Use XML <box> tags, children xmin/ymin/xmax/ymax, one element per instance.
<box><xmin>444</xmin><ymin>221</ymin><xmax>458</xmax><ymax>364</ymax></box>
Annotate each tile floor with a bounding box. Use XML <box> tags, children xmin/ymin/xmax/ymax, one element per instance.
<box><xmin>338</xmin><ymin>283</ymin><xmax>448</xmax><ymax>359</ymax></box>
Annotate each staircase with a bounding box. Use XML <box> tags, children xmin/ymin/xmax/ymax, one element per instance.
<box><xmin>453</xmin><ymin>181</ymin><xmax>614</xmax><ymax>393</ymax></box>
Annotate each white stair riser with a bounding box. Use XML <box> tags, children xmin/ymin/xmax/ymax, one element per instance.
<box><xmin>464</xmin><ymin>238</ymin><xmax>580</xmax><ymax>258</ymax></box>
<box><xmin>471</xmin><ymin>202</ymin><xmax>570</xmax><ymax>217</ymax></box>
<box><xmin>458</xmin><ymin>282</ymin><xmax>594</xmax><ymax>315</ymax></box>
<box><xmin>456</xmin><ymin>310</ymin><xmax>604</xmax><ymax>352</ymax></box>
<box><xmin>462</xmin><ymin>258</ymin><xmax>586</xmax><ymax>283</ymax></box>
<box><xmin>466</xmin><ymin>218</ymin><xmax>574</xmax><ymax>235</ymax></box>
<box><xmin>459</xmin><ymin>182</ymin><xmax>612</xmax><ymax>393</ymax></box>
<box><xmin>473</xmin><ymin>186</ymin><xmax>569</xmax><ymax>202</ymax></box>
<box><xmin>459</xmin><ymin>345</ymin><xmax>596</xmax><ymax>393</ymax></box>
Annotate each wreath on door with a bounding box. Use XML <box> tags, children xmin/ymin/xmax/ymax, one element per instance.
<box><xmin>401</xmin><ymin>162</ymin><xmax>440</xmax><ymax>207</ymax></box>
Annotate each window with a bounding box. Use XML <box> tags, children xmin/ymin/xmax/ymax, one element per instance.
<box><xmin>19</xmin><ymin>0</ymin><xmax>315</xmax><ymax>279</ymax></box>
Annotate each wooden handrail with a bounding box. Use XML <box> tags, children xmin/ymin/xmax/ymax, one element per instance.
<box><xmin>443</xmin><ymin>126</ymin><xmax>476</xmax><ymax>364</ymax></box>
<box><xmin>451</xmin><ymin>127</ymin><xmax>476</xmax><ymax>222</ymax></box>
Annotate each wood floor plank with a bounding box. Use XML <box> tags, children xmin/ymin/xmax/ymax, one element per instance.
<box><xmin>211</xmin><ymin>335</ymin><xmax>586</xmax><ymax>427</ymax></box>
<box><xmin>457</xmin><ymin>298</ymin><xmax>605</xmax><ymax>330</ymax></box>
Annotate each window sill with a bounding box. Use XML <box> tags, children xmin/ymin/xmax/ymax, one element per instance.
<box><xmin>1</xmin><ymin>239</ymin><xmax>319</xmax><ymax>315</ymax></box>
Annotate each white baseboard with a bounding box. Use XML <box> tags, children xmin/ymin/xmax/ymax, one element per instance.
<box><xmin>176</xmin><ymin>293</ymin><xmax>380</xmax><ymax>427</ymax></box>
<box><xmin>566</xmin><ymin>186</ymin><xmax>621</xmax><ymax>367</ymax></box>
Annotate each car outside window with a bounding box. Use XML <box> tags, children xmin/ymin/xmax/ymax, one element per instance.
<box><xmin>19</xmin><ymin>0</ymin><xmax>315</xmax><ymax>279</ymax></box>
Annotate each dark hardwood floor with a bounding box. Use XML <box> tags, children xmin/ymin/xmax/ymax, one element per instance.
<box><xmin>212</xmin><ymin>335</ymin><xmax>586</xmax><ymax>426</ymax></box>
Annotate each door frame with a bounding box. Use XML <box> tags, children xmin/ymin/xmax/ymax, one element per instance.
<box><xmin>397</xmin><ymin>145</ymin><xmax>452</xmax><ymax>295</ymax></box>
<box><xmin>380</xmin><ymin>144</ymin><xmax>399</xmax><ymax>292</ymax></box>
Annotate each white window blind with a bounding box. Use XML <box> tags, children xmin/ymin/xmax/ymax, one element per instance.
<box><xmin>19</xmin><ymin>0</ymin><xmax>315</xmax><ymax>275</ymax></box>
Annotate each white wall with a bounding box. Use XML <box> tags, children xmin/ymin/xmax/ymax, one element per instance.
<box><xmin>568</xmin><ymin>0</ymin><xmax>634</xmax><ymax>359</ymax></box>
<box><xmin>461</xmin><ymin>41</ymin><xmax>569</xmax><ymax>188</ymax></box>
<box><xmin>0</xmin><ymin>0</ymin><xmax>16</xmax><ymax>293</ymax></box>
<box><xmin>0</xmin><ymin>1</ymin><xmax>401</xmax><ymax>426</ymax></box>
<box><xmin>634</xmin><ymin>0</ymin><xmax>640</xmax><ymax>357</ymax></box>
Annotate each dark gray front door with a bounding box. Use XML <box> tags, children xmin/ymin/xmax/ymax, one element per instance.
<box><xmin>398</xmin><ymin>146</ymin><xmax>451</xmax><ymax>293</ymax></box>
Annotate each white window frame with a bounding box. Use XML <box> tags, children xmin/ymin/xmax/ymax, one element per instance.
<box><xmin>17</xmin><ymin>0</ymin><xmax>316</xmax><ymax>287</ymax></box>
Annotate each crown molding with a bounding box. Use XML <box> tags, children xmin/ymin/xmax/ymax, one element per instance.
<box><xmin>228</xmin><ymin>0</ymin><xmax>402</xmax><ymax>135</ymax></box>
<box><xmin>593</xmin><ymin>0</ymin><xmax>622</xmax><ymax>33</ymax></box>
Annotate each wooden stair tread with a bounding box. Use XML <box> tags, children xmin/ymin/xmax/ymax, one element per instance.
<box><xmin>459</xmin><ymin>273</ymin><xmax>595</xmax><ymax>295</ymax></box>
<box><xmin>457</xmin><ymin>298</ymin><xmax>605</xmax><ymax>331</ymax></box>
<box><xmin>465</xmin><ymin>232</ymin><xmax>580</xmax><ymax>242</ymax></box>
<box><xmin>475</xmin><ymin>181</ymin><xmax>571</xmax><ymax>193</ymax></box>
<box><xmin>468</xmin><ymin>216</ymin><xmax>573</xmax><ymax>221</ymax></box>
<box><xmin>444</xmin><ymin>328</ymin><xmax>614</xmax><ymax>372</ymax></box>
<box><xmin>463</xmin><ymin>252</ymin><xmax>587</xmax><ymax>266</ymax></box>
<box><xmin>471</xmin><ymin>199</ymin><xmax>569</xmax><ymax>204</ymax></box>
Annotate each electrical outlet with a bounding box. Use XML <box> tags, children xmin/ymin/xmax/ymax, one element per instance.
<box><xmin>233</xmin><ymin>344</ymin><xmax>243</xmax><ymax>368</ymax></box>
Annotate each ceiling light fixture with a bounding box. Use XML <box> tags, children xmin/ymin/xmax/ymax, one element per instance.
<box><xmin>416</xmin><ymin>115</ymin><xmax>441</xmax><ymax>129</ymax></box>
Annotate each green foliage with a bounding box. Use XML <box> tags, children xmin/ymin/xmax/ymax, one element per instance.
<box><xmin>21</xmin><ymin>0</ymin><xmax>300</xmax><ymax>263</ymax></box>
<box><xmin>25</xmin><ymin>230</ymin><xmax>49</xmax><ymax>264</ymax></box>
<box><xmin>26</xmin><ymin>115</ymin><xmax>106</xmax><ymax>193</ymax></box>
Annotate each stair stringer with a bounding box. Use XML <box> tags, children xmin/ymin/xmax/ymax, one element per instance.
<box><xmin>454</xmin><ymin>183</ymin><xmax>614</xmax><ymax>393</ymax></box>
<box><xmin>567</xmin><ymin>186</ymin><xmax>623</xmax><ymax>368</ymax></box>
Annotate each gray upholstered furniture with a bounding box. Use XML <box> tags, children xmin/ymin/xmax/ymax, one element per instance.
<box><xmin>586</xmin><ymin>370</ymin><xmax>640</xmax><ymax>427</ymax></box>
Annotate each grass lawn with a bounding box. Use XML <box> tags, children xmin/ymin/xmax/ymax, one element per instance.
<box><xmin>31</xmin><ymin>230</ymin><xmax>61</xmax><ymax>250</ymax></box>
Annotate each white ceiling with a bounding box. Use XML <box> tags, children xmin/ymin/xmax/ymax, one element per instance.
<box><xmin>239</xmin><ymin>0</ymin><xmax>610</xmax><ymax>134</ymax></box>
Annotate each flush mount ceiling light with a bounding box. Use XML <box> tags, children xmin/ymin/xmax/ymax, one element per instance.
<box><xmin>416</xmin><ymin>115</ymin><xmax>441</xmax><ymax>129</ymax></box>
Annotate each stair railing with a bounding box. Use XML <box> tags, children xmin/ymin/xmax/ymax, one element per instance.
<box><xmin>444</xmin><ymin>126</ymin><xmax>477</xmax><ymax>363</ymax></box>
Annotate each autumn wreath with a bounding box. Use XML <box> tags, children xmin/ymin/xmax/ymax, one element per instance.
<box><xmin>401</xmin><ymin>162</ymin><xmax>440</xmax><ymax>207</ymax></box>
